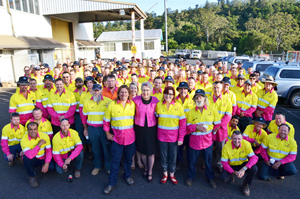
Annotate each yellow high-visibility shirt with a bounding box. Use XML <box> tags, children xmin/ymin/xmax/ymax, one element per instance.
<box><xmin>243</xmin><ymin>124</ymin><xmax>268</xmax><ymax>147</ymax></box>
<box><xmin>25</xmin><ymin>118</ymin><xmax>53</xmax><ymax>138</ymax></box>
<box><xmin>227</xmin><ymin>124</ymin><xmax>240</xmax><ymax>140</ymax></box>
<box><xmin>9</xmin><ymin>91</ymin><xmax>36</xmax><ymax>115</ymax></box>
<box><xmin>261</xmin><ymin>133</ymin><xmax>297</xmax><ymax>161</ymax></box>
<box><xmin>31</xmin><ymin>75</ymin><xmax>45</xmax><ymax>89</ymax></box>
<box><xmin>36</xmin><ymin>86</ymin><xmax>56</xmax><ymax>109</ymax></box>
<box><xmin>208</xmin><ymin>94</ymin><xmax>232</xmax><ymax>118</ymax></box>
<box><xmin>223</xmin><ymin>90</ymin><xmax>237</xmax><ymax>108</ymax></box>
<box><xmin>197</xmin><ymin>82</ymin><xmax>213</xmax><ymax>97</ymax></box>
<box><xmin>1</xmin><ymin>123</ymin><xmax>25</xmax><ymax>146</ymax></box>
<box><xmin>230</xmin><ymin>85</ymin><xmax>244</xmax><ymax>95</ymax></box>
<box><xmin>267</xmin><ymin>120</ymin><xmax>295</xmax><ymax>139</ymax></box>
<box><xmin>79</xmin><ymin>90</ymin><xmax>93</xmax><ymax>110</ymax></box>
<box><xmin>64</xmin><ymin>81</ymin><xmax>76</xmax><ymax>92</ymax></box>
<box><xmin>251</xmin><ymin>83</ymin><xmax>262</xmax><ymax>94</ymax></box>
<box><xmin>152</xmin><ymin>89</ymin><xmax>164</xmax><ymax>101</ymax></box>
<box><xmin>47</xmin><ymin>89</ymin><xmax>76</xmax><ymax>114</ymax></box>
<box><xmin>256</xmin><ymin>88</ymin><xmax>278</xmax><ymax>111</ymax></box>
<box><xmin>138</xmin><ymin>75</ymin><xmax>150</xmax><ymax>84</ymax></box>
<box><xmin>52</xmin><ymin>129</ymin><xmax>82</xmax><ymax>155</ymax></box>
<box><xmin>221</xmin><ymin>139</ymin><xmax>255</xmax><ymax>166</ymax></box>
<box><xmin>175</xmin><ymin>94</ymin><xmax>195</xmax><ymax>116</ymax></box>
<box><xmin>235</xmin><ymin>90</ymin><xmax>258</xmax><ymax>112</ymax></box>
<box><xmin>20</xmin><ymin>132</ymin><xmax>51</xmax><ymax>159</ymax></box>
<box><xmin>82</xmin><ymin>96</ymin><xmax>112</xmax><ymax>126</ymax></box>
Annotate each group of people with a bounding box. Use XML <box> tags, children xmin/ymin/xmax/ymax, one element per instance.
<box><xmin>1</xmin><ymin>56</ymin><xmax>298</xmax><ymax>196</ymax></box>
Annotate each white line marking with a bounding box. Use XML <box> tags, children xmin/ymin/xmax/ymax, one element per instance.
<box><xmin>278</xmin><ymin>105</ymin><xmax>300</xmax><ymax>120</ymax></box>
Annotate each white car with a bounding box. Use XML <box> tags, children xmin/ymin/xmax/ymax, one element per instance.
<box><xmin>191</xmin><ymin>50</ymin><xmax>202</xmax><ymax>59</ymax></box>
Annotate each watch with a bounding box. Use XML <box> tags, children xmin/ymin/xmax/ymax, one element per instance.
<box><xmin>243</xmin><ymin>166</ymin><xmax>248</xmax><ymax>171</ymax></box>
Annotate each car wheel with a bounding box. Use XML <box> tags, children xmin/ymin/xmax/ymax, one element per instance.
<box><xmin>289</xmin><ymin>91</ymin><xmax>300</xmax><ymax>109</ymax></box>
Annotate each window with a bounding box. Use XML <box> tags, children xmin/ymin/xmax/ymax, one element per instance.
<box><xmin>144</xmin><ymin>41</ymin><xmax>154</xmax><ymax>50</ymax></box>
<box><xmin>242</xmin><ymin>62</ymin><xmax>253</xmax><ymax>71</ymax></box>
<box><xmin>9</xmin><ymin>0</ymin><xmax>14</xmax><ymax>9</ymax></box>
<box><xmin>34</xmin><ymin>0</ymin><xmax>39</xmax><ymax>14</ymax></box>
<box><xmin>0</xmin><ymin>0</ymin><xmax>3</xmax><ymax>6</ymax></box>
<box><xmin>279</xmin><ymin>70</ymin><xmax>300</xmax><ymax>79</ymax></box>
<box><xmin>15</xmin><ymin>0</ymin><xmax>21</xmax><ymax>10</ymax></box>
<box><xmin>122</xmin><ymin>42</ymin><xmax>133</xmax><ymax>51</ymax></box>
<box><xmin>263</xmin><ymin>67</ymin><xmax>279</xmax><ymax>78</ymax></box>
<box><xmin>256</xmin><ymin>64</ymin><xmax>272</xmax><ymax>72</ymax></box>
<box><xmin>29</xmin><ymin>0</ymin><xmax>34</xmax><ymax>14</ymax></box>
<box><xmin>22</xmin><ymin>0</ymin><xmax>28</xmax><ymax>12</ymax></box>
<box><xmin>234</xmin><ymin>59</ymin><xmax>249</xmax><ymax>63</ymax></box>
<box><xmin>104</xmin><ymin>43</ymin><xmax>116</xmax><ymax>52</ymax></box>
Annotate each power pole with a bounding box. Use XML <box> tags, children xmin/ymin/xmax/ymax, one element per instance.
<box><xmin>164</xmin><ymin>0</ymin><xmax>168</xmax><ymax>53</ymax></box>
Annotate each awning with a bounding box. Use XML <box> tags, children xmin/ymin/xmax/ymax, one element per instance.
<box><xmin>41</xmin><ymin>0</ymin><xmax>147</xmax><ymax>23</ymax></box>
<box><xmin>77</xmin><ymin>40</ymin><xmax>102</xmax><ymax>48</ymax></box>
<box><xmin>0</xmin><ymin>35</ymin><xmax>29</xmax><ymax>49</ymax></box>
<box><xmin>18</xmin><ymin>36</ymin><xmax>67</xmax><ymax>49</ymax></box>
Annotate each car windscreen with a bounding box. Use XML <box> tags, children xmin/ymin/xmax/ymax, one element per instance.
<box><xmin>242</xmin><ymin>62</ymin><xmax>253</xmax><ymax>71</ymax></box>
<box><xmin>235</xmin><ymin>59</ymin><xmax>249</xmax><ymax>63</ymax></box>
<box><xmin>263</xmin><ymin>67</ymin><xmax>279</xmax><ymax>78</ymax></box>
<box><xmin>256</xmin><ymin>64</ymin><xmax>273</xmax><ymax>72</ymax></box>
<box><xmin>228</xmin><ymin>57</ymin><xmax>235</xmax><ymax>62</ymax></box>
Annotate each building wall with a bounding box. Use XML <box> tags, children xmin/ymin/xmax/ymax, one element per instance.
<box><xmin>100</xmin><ymin>39</ymin><xmax>161</xmax><ymax>60</ymax></box>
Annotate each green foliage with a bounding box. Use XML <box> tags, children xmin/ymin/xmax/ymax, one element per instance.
<box><xmin>93</xmin><ymin>0</ymin><xmax>300</xmax><ymax>53</ymax></box>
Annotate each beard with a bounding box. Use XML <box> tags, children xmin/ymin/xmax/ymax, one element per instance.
<box><xmin>76</xmin><ymin>84</ymin><xmax>83</xmax><ymax>89</ymax></box>
<box><xmin>196</xmin><ymin>101</ymin><xmax>205</xmax><ymax>108</ymax></box>
<box><xmin>93</xmin><ymin>95</ymin><xmax>102</xmax><ymax>103</ymax></box>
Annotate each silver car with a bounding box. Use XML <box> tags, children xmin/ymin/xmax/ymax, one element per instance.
<box><xmin>261</xmin><ymin>65</ymin><xmax>300</xmax><ymax>108</ymax></box>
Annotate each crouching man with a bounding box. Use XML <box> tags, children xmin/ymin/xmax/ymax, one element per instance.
<box><xmin>20</xmin><ymin>122</ymin><xmax>54</xmax><ymax>188</ymax></box>
<box><xmin>221</xmin><ymin>130</ymin><xmax>258</xmax><ymax>197</ymax></box>
<box><xmin>52</xmin><ymin>119</ymin><xmax>83</xmax><ymax>178</ymax></box>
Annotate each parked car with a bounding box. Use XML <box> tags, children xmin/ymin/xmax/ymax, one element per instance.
<box><xmin>175</xmin><ymin>50</ymin><xmax>191</xmax><ymax>58</ymax></box>
<box><xmin>191</xmin><ymin>50</ymin><xmax>202</xmax><ymax>59</ymax></box>
<box><xmin>261</xmin><ymin>65</ymin><xmax>300</xmax><ymax>108</ymax></box>
<box><xmin>227</xmin><ymin>56</ymin><xmax>251</xmax><ymax>68</ymax></box>
<box><xmin>242</xmin><ymin>61</ymin><xmax>275</xmax><ymax>76</ymax></box>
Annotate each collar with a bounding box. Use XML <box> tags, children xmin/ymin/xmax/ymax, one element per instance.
<box><xmin>175</xmin><ymin>94</ymin><xmax>190</xmax><ymax>100</ymax></box>
<box><xmin>90</xmin><ymin>95</ymin><xmax>104</xmax><ymax>101</ymax></box>
<box><xmin>213</xmin><ymin>94</ymin><xmax>222</xmax><ymax>103</ymax></box>
<box><xmin>253</xmin><ymin>126</ymin><xmax>262</xmax><ymax>135</ymax></box>
<box><xmin>195</xmin><ymin>105</ymin><xmax>207</xmax><ymax>111</ymax></box>
<box><xmin>264</xmin><ymin>87</ymin><xmax>274</xmax><ymax>93</ymax></box>
<box><xmin>108</xmin><ymin>86</ymin><xmax>118</xmax><ymax>92</ymax></box>
<box><xmin>29</xmin><ymin>88</ymin><xmax>37</xmax><ymax>92</ymax></box>
<box><xmin>117</xmin><ymin>99</ymin><xmax>131</xmax><ymax>105</ymax></box>
<box><xmin>276</xmin><ymin>133</ymin><xmax>288</xmax><ymax>141</ymax></box>
<box><xmin>242</xmin><ymin>90</ymin><xmax>253</xmax><ymax>95</ymax></box>
<box><xmin>162</xmin><ymin>100</ymin><xmax>175</xmax><ymax>105</ymax></box>
<box><xmin>223</xmin><ymin>90</ymin><xmax>229</xmax><ymax>94</ymax></box>
<box><xmin>30</xmin><ymin>117</ymin><xmax>47</xmax><ymax>123</ymax></box>
<box><xmin>232</xmin><ymin>140</ymin><xmax>242</xmax><ymax>149</ymax></box>
<box><xmin>10</xmin><ymin>123</ymin><xmax>20</xmax><ymax>130</ymax></box>
<box><xmin>230</xmin><ymin>125</ymin><xmax>238</xmax><ymax>130</ymax></box>
<box><xmin>55</xmin><ymin>88</ymin><xmax>66</xmax><ymax>94</ymax></box>
<box><xmin>230</xmin><ymin>75</ymin><xmax>237</xmax><ymax>79</ymax></box>
<box><xmin>19</xmin><ymin>89</ymin><xmax>30</xmax><ymax>94</ymax></box>
<box><xmin>60</xmin><ymin>130</ymin><xmax>71</xmax><ymax>139</ymax></box>
<box><xmin>28</xmin><ymin>132</ymin><xmax>40</xmax><ymax>141</ymax></box>
<box><xmin>237</xmin><ymin>84</ymin><xmax>244</xmax><ymax>88</ymax></box>
<box><xmin>153</xmin><ymin>88</ymin><xmax>162</xmax><ymax>94</ymax></box>
<box><xmin>138</xmin><ymin>74</ymin><xmax>145</xmax><ymax>78</ymax></box>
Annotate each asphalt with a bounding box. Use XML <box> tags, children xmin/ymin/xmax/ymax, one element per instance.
<box><xmin>0</xmin><ymin>61</ymin><xmax>299</xmax><ymax>198</ymax></box>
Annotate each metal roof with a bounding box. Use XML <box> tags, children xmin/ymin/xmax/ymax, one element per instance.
<box><xmin>0</xmin><ymin>35</ymin><xmax>29</xmax><ymax>49</ymax></box>
<box><xmin>77</xmin><ymin>40</ymin><xmax>102</xmax><ymax>47</ymax></box>
<box><xmin>18</xmin><ymin>36</ymin><xmax>67</xmax><ymax>49</ymax></box>
<box><xmin>97</xmin><ymin>29</ymin><xmax>162</xmax><ymax>42</ymax></box>
<box><xmin>41</xmin><ymin>0</ymin><xmax>147</xmax><ymax>22</ymax></box>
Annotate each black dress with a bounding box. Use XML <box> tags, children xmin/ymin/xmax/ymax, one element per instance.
<box><xmin>134</xmin><ymin>97</ymin><xmax>157</xmax><ymax>156</ymax></box>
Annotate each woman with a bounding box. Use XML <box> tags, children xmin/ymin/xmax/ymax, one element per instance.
<box><xmin>132</xmin><ymin>82</ymin><xmax>159</xmax><ymax>182</ymax></box>
<box><xmin>129</xmin><ymin>82</ymin><xmax>143</xmax><ymax>170</ymax></box>
<box><xmin>24</xmin><ymin>66</ymin><xmax>31</xmax><ymax>78</ymax></box>
<box><xmin>103</xmin><ymin>85</ymin><xmax>136</xmax><ymax>194</ymax></box>
<box><xmin>155</xmin><ymin>86</ymin><xmax>186</xmax><ymax>185</ymax></box>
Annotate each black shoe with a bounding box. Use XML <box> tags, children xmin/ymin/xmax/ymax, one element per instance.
<box><xmin>242</xmin><ymin>184</ymin><xmax>250</xmax><ymax>197</ymax></box>
<box><xmin>147</xmin><ymin>175</ymin><xmax>153</xmax><ymax>183</ymax></box>
<box><xmin>125</xmin><ymin>177</ymin><xmax>134</xmax><ymax>186</ymax></box>
<box><xmin>207</xmin><ymin>179</ymin><xmax>217</xmax><ymax>189</ymax></box>
<box><xmin>176</xmin><ymin>162</ymin><xmax>182</xmax><ymax>171</ymax></box>
<box><xmin>186</xmin><ymin>179</ymin><xmax>193</xmax><ymax>187</ymax></box>
<box><xmin>104</xmin><ymin>185</ymin><xmax>116</xmax><ymax>195</ymax></box>
<box><xmin>143</xmin><ymin>170</ymin><xmax>148</xmax><ymax>178</ymax></box>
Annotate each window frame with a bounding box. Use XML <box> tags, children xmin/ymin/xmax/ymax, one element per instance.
<box><xmin>144</xmin><ymin>41</ymin><xmax>154</xmax><ymax>50</ymax></box>
<box><xmin>104</xmin><ymin>43</ymin><xmax>116</xmax><ymax>52</ymax></box>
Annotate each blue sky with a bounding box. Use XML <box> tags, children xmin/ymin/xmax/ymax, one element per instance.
<box><xmin>114</xmin><ymin>0</ymin><xmax>218</xmax><ymax>15</ymax></box>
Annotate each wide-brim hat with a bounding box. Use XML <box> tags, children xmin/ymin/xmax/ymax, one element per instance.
<box><xmin>84</xmin><ymin>76</ymin><xmax>96</xmax><ymax>84</ymax></box>
<box><xmin>252</xmin><ymin>117</ymin><xmax>268</xmax><ymax>128</ymax></box>
<box><xmin>176</xmin><ymin>81</ymin><xmax>190</xmax><ymax>92</ymax></box>
<box><xmin>263</xmin><ymin>76</ymin><xmax>278</xmax><ymax>86</ymax></box>
<box><xmin>222</xmin><ymin>77</ymin><xmax>231</xmax><ymax>85</ymax></box>
<box><xmin>17</xmin><ymin>76</ymin><xmax>29</xmax><ymax>85</ymax></box>
<box><xmin>163</xmin><ymin>76</ymin><xmax>175</xmax><ymax>84</ymax></box>
<box><xmin>235</xmin><ymin>74</ymin><xmax>246</xmax><ymax>81</ymax></box>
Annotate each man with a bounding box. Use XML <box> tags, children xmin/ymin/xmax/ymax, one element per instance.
<box><xmin>208</xmin><ymin>81</ymin><xmax>232</xmax><ymax>172</ymax></box>
<box><xmin>148</xmin><ymin>70</ymin><xmax>157</xmax><ymax>86</ymax></box>
<box><xmin>20</xmin><ymin>122</ymin><xmax>53</xmax><ymax>188</ymax></box>
<box><xmin>62</xmin><ymin>72</ymin><xmax>76</xmax><ymax>92</ymax></box>
<box><xmin>221</xmin><ymin>131</ymin><xmax>258</xmax><ymax>196</ymax></box>
<box><xmin>188</xmin><ymin>77</ymin><xmax>198</xmax><ymax>97</ymax></box>
<box><xmin>227</xmin><ymin>115</ymin><xmax>240</xmax><ymax>141</ymax></box>
<box><xmin>253</xmin><ymin>70</ymin><xmax>264</xmax><ymax>88</ymax></box>
<box><xmin>31</xmin><ymin>66</ymin><xmax>44</xmax><ymax>89</ymax></box>
<box><xmin>53</xmin><ymin>67</ymin><xmax>61</xmax><ymax>79</ymax></box>
<box><xmin>248</xmin><ymin>73</ymin><xmax>262</xmax><ymax>94</ymax></box>
<box><xmin>198</xmin><ymin>72</ymin><xmax>212</xmax><ymax>97</ymax></box>
<box><xmin>47</xmin><ymin>78</ymin><xmax>76</xmax><ymax>134</ymax></box>
<box><xmin>1</xmin><ymin>113</ymin><xmax>25</xmax><ymax>166</ymax></box>
<box><xmin>245</xmin><ymin>66</ymin><xmax>253</xmax><ymax>80</ymax></box>
<box><xmin>25</xmin><ymin>108</ymin><xmax>53</xmax><ymax>140</ymax></box>
<box><xmin>229</xmin><ymin>67</ymin><xmax>238</xmax><ymax>87</ymax></box>
<box><xmin>103</xmin><ymin>85</ymin><xmax>136</xmax><ymax>194</ymax></box>
<box><xmin>175</xmin><ymin>82</ymin><xmax>195</xmax><ymax>170</ymax></box>
<box><xmin>130</xmin><ymin>74</ymin><xmax>141</xmax><ymax>89</ymax></box>
<box><xmin>152</xmin><ymin>77</ymin><xmax>164</xmax><ymax>101</ymax></box>
<box><xmin>79</xmin><ymin>76</ymin><xmax>96</xmax><ymax>113</ymax></box>
<box><xmin>129</xmin><ymin>63</ymin><xmax>138</xmax><ymax>75</ymax></box>
<box><xmin>185</xmin><ymin>89</ymin><xmax>221</xmax><ymax>188</ymax></box>
<box><xmin>82</xmin><ymin>84</ymin><xmax>112</xmax><ymax>175</ymax></box>
<box><xmin>221</xmin><ymin>64</ymin><xmax>231</xmax><ymax>77</ymax></box>
<box><xmin>222</xmin><ymin>77</ymin><xmax>237</xmax><ymax>115</ymax></box>
<box><xmin>231</xmin><ymin>74</ymin><xmax>246</xmax><ymax>94</ymax></box>
<box><xmin>243</xmin><ymin>117</ymin><xmax>268</xmax><ymax>155</ymax></box>
<box><xmin>9</xmin><ymin>77</ymin><xmax>36</xmax><ymax>125</ymax></box>
<box><xmin>138</xmin><ymin>66</ymin><xmax>150</xmax><ymax>83</ymax></box>
<box><xmin>235</xmin><ymin>80</ymin><xmax>258</xmax><ymax>132</ymax></box>
<box><xmin>29</xmin><ymin>78</ymin><xmax>38</xmax><ymax>95</ymax></box>
<box><xmin>36</xmin><ymin>74</ymin><xmax>56</xmax><ymax>119</ymax></box>
<box><xmin>255</xmin><ymin>76</ymin><xmax>278</xmax><ymax>125</ymax></box>
<box><xmin>69</xmin><ymin>69</ymin><xmax>77</xmax><ymax>82</ymax></box>
<box><xmin>163</xmin><ymin>76</ymin><xmax>178</xmax><ymax>96</ymax></box>
<box><xmin>92</xmin><ymin>67</ymin><xmax>99</xmax><ymax>78</ymax></box>
<box><xmin>52</xmin><ymin>119</ymin><xmax>83</xmax><ymax>177</ymax></box>
<box><xmin>237</xmin><ymin>61</ymin><xmax>246</xmax><ymax>75</ymax></box>
<box><xmin>102</xmin><ymin>74</ymin><xmax>118</xmax><ymax>100</ymax></box>
<box><xmin>117</xmin><ymin>67</ymin><xmax>131</xmax><ymax>86</ymax></box>
<box><xmin>157</xmin><ymin>67</ymin><xmax>166</xmax><ymax>80</ymax></box>
<box><xmin>260</xmin><ymin>124</ymin><xmax>297</xmax><ymax>181</ymax></box>
<box><xmin>267</xmin><ymin>112</ymin><xmax>295</xmax><ymax>138</ymax></box>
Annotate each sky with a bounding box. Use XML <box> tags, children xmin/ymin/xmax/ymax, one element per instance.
<box><xmin>112</xmin><ymin>0</ymin><xmax>218</xmax><ymax>15</ymax></box>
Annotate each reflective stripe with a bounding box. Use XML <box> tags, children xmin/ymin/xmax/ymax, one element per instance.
<box><xmin>45</xmin><ymin>131</ymin><xmax>53</xmax><ymax>135</ymax></box>
<box><xmin>258</xmin><ymin>98</ymin><xmax>270</xmax><ymax>104</ymax></box>
<box><xmin>243</xmin><ymin>134</ymin><xmax>249</xmax><ymax>137</ymax></box>
<box><xmin>205</xmin><ymin>92</ymin><xmax>211</xmax><ymax>95</ymax></box>
<box><xmin>87</xmin><ymin>120</ymin><xmax>103</xmax><ymax>125</ymax></box>
<box><xmin>269</xmin><ymin>104</ymin><xmax>275</xmax><ymax>109</ymax></box>
<box><xmin>23</xmin><ymin>147</ymin><xmax>30</xmax><ymax>152</ymax></box>
<box><xmin>187</xmin><ymin>122</ymin><xmax>212</xmax><ymax>126</ymax></box>
<box><xmin>1</xmin><ymin>136</ymin><xmax>8</xmax><ymax>139</ymax></box>
<box><xmin>45</xmin><ymin>145</ymin><xmax>51</xmax><ymax>149</ymax></box>
<box><xmin>247</xmin><ymin>152</ymin><xmax>255</xmax><ymax>157</ymax></box>
<box><xmin>52</xmin><ymin>103</ymin><xmax>72</xmax><ymax>106</ymax></box>
<box><xmin>36</xmin><ymin>100</ymin><xmax>42</xmax><ymax>103</ymax></box>
<box><xmin>103</xmin><ymin>117</ymin><xmax>110</xmax><ymax>122</ymax></box>
<box><xmin>79</xmin><ymin>104</ymin><xmax>83</xmax><ymax>107</ymax></box>
<box><xmin>179</xmin><ymin>115</ymin><xmax>186</xmax><ymax>120</ymax></box>
<box><xmin>261</xmin><ymin>143</ymin><xmax>267</xmax><ymax>149</ymax></box>
<box><xmin>269</xmin><ymin>156</ymin><xmax>282</xmax><ymax>161</ymax></box>
<box><xmin>241</xmin><ymin>108</ymin><xmax>247</xmax><ymax>111</ymax></box>
<box><xmin>8</xmin><ymin>138</ymin><xmax>21</xmax><ymax>142</ymax></box>
<box><xmin>43</xmin><ymin>105</ymin><xmax>47</xmax><ymax>108</ymax></box>
<box><xmin>56</xmin><ymin>111</ymin><xmax>68</xmax><ymax>114</ymax></box>
<box><xmin>76</xmin><ymin>109</ymin><xmax>79</xmax><ymax>112</ymax></box>
<box><xmin>9</xmin><ymin>107</ymin><xmax>17</xmax><ymax>110</ymax></box>
<box><xmin>290</xmin><ymin>151</ymin><xmax>297</xmax><ymax>155</ymax></box>
<box><xmin>158</xmin><ymin>114</ymin><xmax>181</xmax><ymax>119</ymax></box>
<box><xmin>257</xmin><ymin>104</ymin><xmax>267</xmax><ymax>109</ymax></box>
<box><xmin>232</xmin><ymin>103</ymin><xmax>237</xmax><ymax>106</ymax></box>
<box><xmin>57</xmin><ymin>146</ymin><xmax>75</xmax><ymax>153</ymax></box>
<box><xmin>39</xmin><ymin>147</ymin><xmax>45</xmax><ymax>152</ymax></box>
<box><xmin>214</xmin><ymin>120</ymin><xmax>221</xmax><ymax>125</ymax></box>
<box><xmin>76</xmin><ymin>142</ymin><xmax>82</xmax><ymax>146</ymax></box>
<box><xmin>18</xmin><ymin>110</ymin><xmax>33</xmax><ymax>114</ymax></box>
<box><xmin>269</xmin><ymin>149</ymin><xmax>289</xmax><ymax>155</ymax></box>
<box><xmin>191</xmin><ymin>130</ymin><xmax>212</xmax><ymax>136</ymax></box>
<box><xmin>70</xmin><ymin>102</ymin><xmax>77</xmax><ymax>106</ymax></box>
<box><xmin>230</xmin><ymin>157</ymin><xmax>247</xmax><ymax>162</ymax></box>
<box><xmin>36</xmin><ymin>154</ymin><xmax>45</xmax><ymax>158</ymax></box>
<box><xmin>52</xmin><ymin>151</ymin><xmax>60</xmax><ymax>154</ymax></box>
<box><xmin>47</xmin><ymin>104</ymin><xmax>53</xmax><ymax>107</ymax></box>
<box><xmin>221</xmin><ymin>158</ymin><xmax>228</xmax><ymax>162</ymax></box>
<box><xmin>184</xmin><ymin>109</ymin><xmax>190</xmax><ymax>112</ymax></box>
<box><xmin>16</xmin><ymin>103</ymin><xmax>34</xmax><ymax>107</ymax></box>
<box><xmin>111</xmin><ymin>116</ymin><xmax>133</xmax><ymax>121</ymax></box>
<box><xmin>252</xmin><ymin>105</ymin><xmax>257</xmax><ymax>108</ymax></box>
<box><xmin>86</xmin><ymin>112</ymin><xmax>105</xmax><ymax>115</ymax></box>
<box><xmin>237</xmin><ymin>101</ymin><xmax>252</xmax><ymax>107</ymax></box>
<box><xmin>111</xmin><ymin>125</ymin><xmax>133</xmax><ymax>130</ymax></box>
<box><xmin>158</xmin><ymin>125</ymin><xmax>179</xmax><ymax>130</ymax></box>
<box><xmin>42</xmin><ymin>98</ymin><xmax>48</xmax><ymax>101</ymax></box>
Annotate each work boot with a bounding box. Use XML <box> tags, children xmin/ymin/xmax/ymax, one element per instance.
<box><xmin>125</xmin><ymin>177</ymin><xmax>134</xmax><ymax>186</ymax></box>
<box><xmin>8</xmin><ymin>161</ymin><xmax>15</xmax><ymax>166</ymax></box>
<box><xmin>104</xmin><ymin>185</ymin><xmax>116</xmax><ymax>195</ymax></box>
<box><xmin>186</xmin><ymin>179</ymin><xmax>193</xmax><ymax>187</ymax></box>
<box><xmin>242</xmin><ymin>183</ymin><xmax>250</xmax><ymax>197</ymax></box>
<box><xmin>29</xmin><ymin>177</ymin><xmax>39</xmax><ymax>188</ymax></box>
<box><xmin>91</xmin><ymin>168</ymin><xmax>102</xmax><ymax>176</ymax></box>
<box><xmin>207</xmin><ymin>179</ymin><xmax>217</xmax><ymax>189</ymax></box>
<box><xmin>74</xmin><ymin>169</ymin><xmax>81</xmax><ymax>178</ymax></box>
